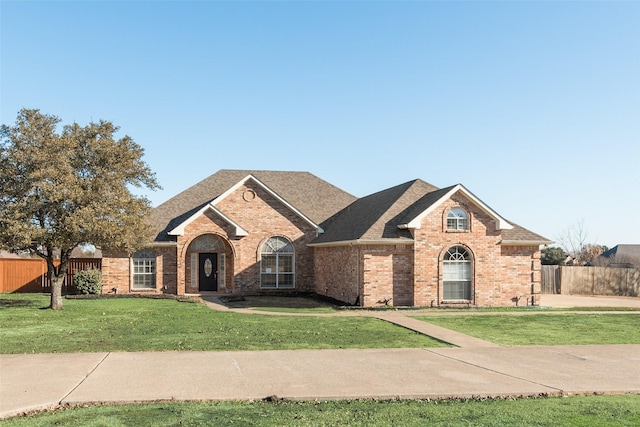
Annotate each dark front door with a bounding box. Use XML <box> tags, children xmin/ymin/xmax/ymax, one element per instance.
<box><xmin>199</xmin><ymin>253</ymin><xmax>218</xmax><ymax>291</ymax></box>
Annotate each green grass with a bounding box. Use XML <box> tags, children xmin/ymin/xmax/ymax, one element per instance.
<box><xmin>414</xmin><ymin>313</ymin><xmax>640</xmax><ymax>345</ymax></box>
<box><xmin>2</xmin><ymin>395</ymin><xmax>639</xmax><ymax>426</ymax></box>
<box><xmin>0</xmin><ymin>294</ymin><xmax>445</xmax><ymax>353</ymax></box>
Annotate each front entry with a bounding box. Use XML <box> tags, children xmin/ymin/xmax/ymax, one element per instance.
<box><xmin>198</xmin><ymin>253</ymin><xmax>218</xmax><ymax>291</ymax></box>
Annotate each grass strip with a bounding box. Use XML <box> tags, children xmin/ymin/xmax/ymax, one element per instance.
<box><xmin>413</xmin><ymin>313</ymin><xmax>640</xmax><ymax>345</ymax></box>
<box><xmin>1</xmin><ymin>395</ymin><xmax>639</xmax><ymax>426</ymax></box>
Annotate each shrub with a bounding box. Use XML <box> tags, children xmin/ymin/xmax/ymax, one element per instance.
<box><xmin>74</xmin><ymin>269</ymin><xmax>103</xmax><ymax>295</ymax></box>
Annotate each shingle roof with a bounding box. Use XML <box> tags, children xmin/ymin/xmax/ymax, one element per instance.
<box><xmin>150</xmin><ymin>170</ymin><xmax>550</xmax><ymax>246</ymax></box>
<box><xmin>500</xmin><ymin>223</ymin><xmax>553</xmax><ymax>245</ymax></box>
<box><xmin>312</xmin><ymin>179</ymin><xmax>551</xmax><ymax>246</ymax></box>
<box><xmin>150</xmin><ymin>170</ymin><xmax>357</xmax><ymax>242</ymax></box>
<box><xmin>312</xmin><ymin>179</ymin><xmax>442</xmax><ymax>244</ymax></box>
<box><xmin>599</xmin><ymin>244</ymin><xmax>640</xmax><ymax>261</ymax></box>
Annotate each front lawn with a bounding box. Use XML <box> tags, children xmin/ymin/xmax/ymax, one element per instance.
<box><xmin>0</xmin><ymin>294</ymin><xmax>446</xmax><ymax>353</ymax></box>
<box><xmin>413</xmin><ymin>313</ymin><xmax>640</xmax><ymax>346</ymax></box>
<box><xmin>2</xmin><ymin>395</ymin><xmax>639</xmax><ymax>426</ymax></box>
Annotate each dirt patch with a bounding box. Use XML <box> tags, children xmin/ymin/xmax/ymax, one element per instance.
<box><xmin>219</xmin><ymin>295</ymin><xmax>338</xmax><ymax>310</ymax></box>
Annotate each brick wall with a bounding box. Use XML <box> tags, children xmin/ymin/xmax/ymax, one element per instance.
<box><xmin>362</xmin><ymin>245</ymin><xmax>414</xmax><ymax>306</ymax></box>
<box><xmin>314</xmin><ymin>245</ymin><xmax>362</xmax><ymax>305</ymax></box>
<box><xmin>174</xmin><ymin>181</ymin><xmax>317</xmax><ymax>295</ymax></box>
<box><xmin>101</xmin><ymin>251</ymin><xmax>130</xmax><ymax>294</ymax></box>
<box><xmin>102</xmin><ymin>247</ymin><xmax>177</xmax><ymax>295</ymax></box>
<box><xmin>412</xmin><ymin>194</ymin><xmax>540</xmax><ymax>307</ymax></box>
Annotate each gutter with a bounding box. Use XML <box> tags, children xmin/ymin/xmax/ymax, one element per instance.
<box><xmin>308</xmin><ymin>239</ymin><xmax>414</xmax><ymax>248</ymax></box>
<box><xmin>500</xmin><ymin>240</ymin><xmax>553</xmax><ymax>246</ymax></box>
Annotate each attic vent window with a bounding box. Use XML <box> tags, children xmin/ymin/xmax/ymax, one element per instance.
<box><xmin>447</xmin><ymin>208</ymin><xmax>468</xmax><ymax>230</ymax></box>
<box><xmin>243</xmin><ymin>189</ymin><xmax>256</xmax><ymax>202</ymax></box>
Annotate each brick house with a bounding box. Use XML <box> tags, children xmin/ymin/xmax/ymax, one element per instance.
<box><xmin>102</xmin><ymin>170</ymin><xmax>551</xmax><ymax>307</ymax></box>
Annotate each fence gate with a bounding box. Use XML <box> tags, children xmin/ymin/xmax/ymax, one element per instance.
<box><xmin>541</xmin><ymin>265</ymin><xmax>560</xmax><ymax>294</ymax></box>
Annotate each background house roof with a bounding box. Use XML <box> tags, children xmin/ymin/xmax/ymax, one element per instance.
<box><xmin>595</xmin><ymin>244</ymin><xmax>640</xmax><ymax>267</ymax></box>
<box><xmin>150</xmin><ymin>170</ymin><xmax>357</xmax><ymax>242</ymax></box>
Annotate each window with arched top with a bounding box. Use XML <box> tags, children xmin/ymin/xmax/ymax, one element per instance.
<box><xmin>260</xmin><ymin>237</ymin><xmax>294</xmax><ymax>289</ymax></box>
<box><xmin>132</xmin><ymin>249</ymin><xmax>156</xmax><ymax>289</ymax></box>
<box><xmin>447</xmin><ymin>207</ymin><xmax>468</xmax><ymax>230</ymax></box>
<box><xmin>443</xmin><ymin>246</ymin><xmax>472</xmax><ymax>300</ymax></box>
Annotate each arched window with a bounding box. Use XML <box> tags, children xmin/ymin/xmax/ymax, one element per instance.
<box><xmin>260</xmin><ymin>237</ymin><xmax>294</xmax><ymax>289</ymax></box>
<box><xmin>447</xmin><ymin>207</ymin><xmax>468</xmax><ymax>230</ymax></box>
<box><xmin>443</xmin><ymin>246</ymin><xmax>472</xmax><ymax>300</ymax></box>
<box><xmin>132</xmin><ymin>249</ymin><xmax>156</xmax><ymax>289</ymax></box>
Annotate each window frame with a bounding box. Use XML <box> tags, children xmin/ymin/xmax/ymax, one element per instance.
<box><xmin>446</xmin><ymin>207</ymin><xmax>469</xmax><ymax>231</ymax></box>
<box><xmin>260</xmin><ymin>236</ymin><xmax>295</xmax><ymax>289</ymax></box>
<box><xmin>442</xmin><ymin>246</ymin><xmax>472</xmax><ymax>301</ymax></box>
<box><xmin>132</xmin><ymin>249</ymin><xmax>156</xmax><ymax>290</ymax></box>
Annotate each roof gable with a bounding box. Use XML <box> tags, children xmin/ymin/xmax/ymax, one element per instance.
<box><xmin>400</xmin><ymin>184</ymin><xmax>513</xmax><ymax>231</ymax></box>
<box><xmin>311</xmin><ymin>180</ymin><xmax>550</xmax><ymax>247</ymax></box>
<box><xmin>168</xmin><ymin>203</ymin><xmax>249</xmax><ymax>237</ymax></box>
<box><xmin>150</xmin><ymin>170</ymin><xmax>356</xmax><ymax>242</ymax></box>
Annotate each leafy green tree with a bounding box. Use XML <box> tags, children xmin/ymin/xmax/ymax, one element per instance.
<box><xmin>0</xmin><ymin>108</ymin><xmax>160</xmax><ymax>309</ymax></box>
<box><xmin>541</xmin><ymin>246</ymin><xmax>567</xmax><ymax>265</ymax></box>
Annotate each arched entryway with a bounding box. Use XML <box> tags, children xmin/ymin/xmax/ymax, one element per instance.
<box><xmin>186</xmin><ymin>234</ymin><xmax>229</xmax><ymax>293</ymax></box>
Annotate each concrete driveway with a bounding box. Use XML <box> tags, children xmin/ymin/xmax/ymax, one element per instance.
<box><xmin>540</xmin><ymin>294</ymin><xmax>640</xmax><ymax>308</ymax></box>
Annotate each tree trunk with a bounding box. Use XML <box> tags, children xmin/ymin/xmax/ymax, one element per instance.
<box><xmin>50</xmin><ymin>275</ymin><xmax>64</xmax><ymax>310</ymax></box>
<box><xmin>47</xmin><ymin>254</ymin><xmax>70</xmax><ymax>310</ymax></box>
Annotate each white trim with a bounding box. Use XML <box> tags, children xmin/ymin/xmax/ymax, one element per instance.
<box><xmin>308</xmin><ymin>239</ymin><xmax>415</xmax><ymax>248</ymax></box>
<box><xmin>400</xmin><ymin>184</ymin><xmax>513</xmax><ymax>231</ymax></box>
<box><xmin>500</xmin><ymin>240</ymin><xmax>553</xmax><ymax>246</ymax></box>
<box><xmin>168</xmin><ymin>174</ymin><xmax>323</xmax><ymax>237</ymax></box>
<box><xmin>168</xmin><ymin>204</ymin><xmax>248</xmax><ymax>237</ymax></box>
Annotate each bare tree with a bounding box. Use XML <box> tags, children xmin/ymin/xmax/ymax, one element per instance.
<box><xmin>556</xmin><ymin>220</ymin><xmax>606</xmax><ymax>265</ymax></box>
<box><xmin>556</xmin><ymin>219</ymin><xmax>589</xmax><ymax>262</ymax></box>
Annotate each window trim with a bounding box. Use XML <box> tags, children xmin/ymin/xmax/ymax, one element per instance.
<box><xmin>132</xmin><ymin>249</ymin><xmax>156</xmax><ymax>290</ymax></box>
<box><xmin>260</xmin><ymin>236</ymin><xmax>295</xmax><ymax>289</ymax></box>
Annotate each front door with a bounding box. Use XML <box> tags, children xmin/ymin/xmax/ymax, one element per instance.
<box><xmin>198</xmin><ymin>253</ymin><xmax>218</xmax><ymax>291</ymax></box>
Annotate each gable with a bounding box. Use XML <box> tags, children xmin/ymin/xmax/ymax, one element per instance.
<box><xmin>168</xmin><ymin>174</ymin><xmax>319</xmax><ymax>237</ymax></box>
<box><xmin>311</xmin><ymin>181</ymin><xmax>550</xmax><ymax>247</ymax></box>
<box><xmin>399</xmin><ymin>184</ymin><xmax>513</xmax><ymax>232</ymax></box>
<box><xmin>149</xmin><ymin>170</ymin><xmax>357</xmax><ymax>242</ymax></box>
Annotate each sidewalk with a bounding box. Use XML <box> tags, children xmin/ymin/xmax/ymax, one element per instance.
<box><xmin>2</xmin><ymin>345</ymin><xmax>639</xmax><ymax>419</ymax></box>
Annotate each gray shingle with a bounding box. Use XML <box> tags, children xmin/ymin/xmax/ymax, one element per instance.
<box><xmin>150</xmin><ymin>170</ymin><xmax>356</xmax><ymax>242</ymax></box>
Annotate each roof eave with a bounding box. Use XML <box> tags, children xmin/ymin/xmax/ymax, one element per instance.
<box><xmin>401</xmin><ymin>184</ymin><xmax>513</xmax><ymax>231</ymax></box>
<box><xmin>500</xmin><ymin>240</ymin><xmax>554</xmax><ymax>246</ymax></box>
<box><xmin>168</xmin><ymin>203</ymin><xmax>248</xmax><ymax>237</ymax></box>
<box><xmin>308</xmin><ymin>238</ymin><xmax>414</xmax><ymax>248</ymax></box>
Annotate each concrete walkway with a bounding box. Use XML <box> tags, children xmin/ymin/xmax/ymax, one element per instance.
<box><xmin>2</xmin><ymin>345</ymin><xmax>639</xmax><ymax>419</ymax></box>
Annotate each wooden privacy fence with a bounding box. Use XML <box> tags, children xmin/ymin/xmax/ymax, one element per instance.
<box><xmin>541</xmin><ymin>265</ymin><xmax>640</xmax><ymax>297</ymax></box>
<box><xmin>0</xmin><ymin>258</ymin><xmax>102</xmax><ymax>293</ymax></box>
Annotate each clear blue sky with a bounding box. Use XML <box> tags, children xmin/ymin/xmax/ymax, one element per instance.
<box><xmin>2</xmin><ymin>1</ymin><xmax>639</xmax><ymax>248</ymax></box>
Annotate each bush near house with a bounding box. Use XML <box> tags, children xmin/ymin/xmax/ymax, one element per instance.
<box><xmin>73</xmin><ymin>270</ymin><xmax>102</xmax><ymax>295</ymax></box>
